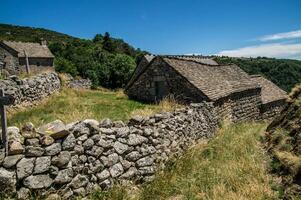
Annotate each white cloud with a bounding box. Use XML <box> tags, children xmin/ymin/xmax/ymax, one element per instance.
<box><xmin>217</xmin><ymin>43</ymin><xmax>301</xmax><ymax>59</ymax></box>
<box><xmin>259</xmin><ymin>30</ymin><xmax>301</xmax><ymax>41</ymax></box>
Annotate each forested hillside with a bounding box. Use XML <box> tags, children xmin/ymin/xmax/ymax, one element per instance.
<box><xmin>214</xmin><ymin>56</ymin><xmax>301</xmax><ymax>92</ymax></box>
<box><xmin>0</xmin><ymin>23</ymin><xmax>146</xmax><ymax>88</ymax></box>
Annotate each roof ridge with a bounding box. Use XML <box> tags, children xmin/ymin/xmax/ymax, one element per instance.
<box><xmin>162</xmin><ymin>56</ymin><xmax>220</xmax><ymax>67</ymax></box>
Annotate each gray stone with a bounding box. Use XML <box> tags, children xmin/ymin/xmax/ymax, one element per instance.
<box><xmin>97</xmin><ymin>139</ymin><xmax>112</xmax><ymax>148</ymax></box>
<box><xmin>73</xmin><ymin>187</ymin><xmax>86</xmax><ymax>196</ymax></box>
<box><xmin>120</xmin><ymin>159</ymin><xmax>133</xmax><ymax>170</ymax></box>
<box><xmin>130</xmin><ymin>115</ymin><xmax>144</xmax><ymax>124</ymax></box>
<box><xmin>40</xmin><ymin>135</ymin><xmax>54</xmax><ymax>146</ymax></box>
<box><xmin>107</xmin><ymin>153</ymin><xmax>119</xmax><ymax>166</ymax></box>
<box><xmin>23</xmin><ymin>174</ymin><xmax>53</xmax><ymax>189</ymax></box>
<box><xmin>99</xmin><ymin>179</ymin><xmax>111</xmax><ymax>189</ymax></box>
<box><xmin>83</xmin><ymin>138</ymin><xmax>94</xmax><ymax>150</ymax></box>
<box><xmin>100</xmin><ymin>128</ymin><xmax>115</xmax><ymax>135</ymax></box>
<box><xmin>3</xmin><ymin>154</ymin><xmax>24</xmax><ymax>168</ymax></box>
<box><xmin>125</xmin><ymin>151</ymin><xmax>141</xmax><ymax>161</ymax></box>
<box><xmin>17</xmin><ymin>158</ymin><xmax>35</xmax><ymax>180</ymax></box>
<box><xmin>62</xmin><ymin>133</ymin><xmax>76</xmax><ymax>150</ymax></box>
<box><xmin>70</xmin><ymin>174</ymin><xmax>89</xmax><ymax>189</ymax></box>
<box><xmin>37</xmin><ymin>120</ymin><xmax>69</xmax><ymax>139</ymax></box>
<box><xmin>0</xmin><ymin>167</ymin><xmax>16</xmax><ymax>191</ymax></box>
<box><xmin>74</xmin><ymin>145</ymin><xmax>84</xmax><ymax>154</ymax></box>
<box><xmin>49</xmin><ymin>165</ymin><xmax>59</xmax><ymax>176</ymax></box>
<box><xmin>109</xmin><ymin>163</ymin><xmax>124</xmax><ymax>178</ymax></box>
<box><xmin>120</xmin><ymin>167</ymin><xmax>137</xmax><ymax>179</ymax></box>
<box><xmin>138</xmin><ymin>166</ymin><xmax>155</xmax><ymax>175</ymax></box>
<box><xmin>113</xmin><ymin>141</ymin><xmax>129</xmax><ymax>155</ymax></box>
<box><xmin>46</xmin><ymin>194</ymin><xmax>60</xmax><ymax>200</ymax></box>
<box><xmin>45</xmin><ymin>143</ymin><xmax>61</xmax><ymax>156</ymax></box>
<box><xmin>17</xmin><ymin>187</ymin><xmax>30</xmax><ymax>200</ymax></box>
<box><xmin>83</xmin><ymin>119</ymin><xmax>99</xmax><ymax>127</ymax></box>
<box><xmin>113</xmin><ymin>120</ymin><xmax>125</xmax><ymax>128</ymax></box>
<box><xmin>127</xmin><ymin>134</ymin><xmax>148</xmax><ymax>146</ymax></box>
<box><xmin>91</xmin><ymin>134</ymin><xmax>102</xmax><ymax>142</ymax></box>
<box><xmin>8</xmin><ymin>141</ymin><xmax>24</xmax><ymax>155</ymax></box>
<box><xmin>79</xmin><ymin>155</ymin><xmax>88</xmax><ymax>163</ymax></box>
<box><xmin>116</xmin><ymin>127</ymin><xmax>130</xmax><ymax>138</ymax></box>
<box><xmin>34</xmin><ymin>156</ymin><xmax>51</xmax><ymax>174</ymax></box>
<box><xmin>143</xmin><ymin>128</ymin><xmax>153</xmax><ymax>136</ymax></box>
<box><xmin>7</xmin><ymin>126</ymin><xmax>23</xmax><ymax>143</ymax></box>
<box><xmin>86</xmin><ymin>146</ymin><xmax>103</xmax><ymax>157</ymax></box>
<box><xmin>54</xmin><ymin>168</ymin><xmax>74</xmax><ymax>184</ymax></box>
<box><xmin>136</xmin><ymin>156</ymin><xmax>154</xmax><ymax>167</ymax></box>
<box><xmin>77</xmin><ymin>134</ymin><xmax>88</xmax><ymax>142</ymax></box>
<box><xmin>96</xmin><ymin>169</ymin><xmax>110</xmax><ymax>182</ymax></box>
<box><xmin>52</xmin><ymin>151</ymin><xmax>71</xmax><ymax>168</ymax></box>
<box><xmin>25</xmin><ymin>138</ymin><xmax>40</xmax><ymax>146</ymax></box>
<box><xmin>25</xmin><ymin>146</ymin><xmax>44</xmax><ymax>157</ymax></box>
<box><xmin>99</xmin><ymin>118</ymin><xmax>112</xmax><ymax>128</ymax></box>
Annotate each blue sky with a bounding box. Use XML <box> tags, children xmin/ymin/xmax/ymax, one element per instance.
<box><xmin>1</xmin><ymin>0</ymin><xmax>301</xmax><ymax>59</ymax></box>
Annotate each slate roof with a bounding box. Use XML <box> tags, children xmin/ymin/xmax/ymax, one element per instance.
<box><xmin>162</xmin><ymin>57</ymin><xmax>260</xmax><ymax>101</ymax></box>
<box><xmin>1</xmin><ymin>41</ymin><xmax>54</xmax><ymax>58</ymax></box>
<box><xmin>164</xmin><ymin>55</ymin><xmax>219</xmax><ymax>65</ymax></box>
<box><xmin>250</xmin><ymin>75</ymin><xmax>287</xmax><ymax>104</ymax></box>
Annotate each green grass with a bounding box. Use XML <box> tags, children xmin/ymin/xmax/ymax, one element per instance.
<box><xmin>90</xmin><ymin>122</ymin><xmax>280</xmax><ymax>200</ymax></box>
<box><xmin>7</xmin><ymin>88</ymin><xmax>162</xmax><ymax>127</ymax></box>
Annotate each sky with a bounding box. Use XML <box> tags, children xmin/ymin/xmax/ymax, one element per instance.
<box><xmin>1</xmin><ymin>0</ymin><xmax>301</xmax><ymax>59</ymax></box>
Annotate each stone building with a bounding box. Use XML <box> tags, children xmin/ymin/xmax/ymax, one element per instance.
<box><xmin>125</xmin><ymin>55</ymin><xmax>287</xmax><ymax>121</ymax></box>
<box><xmin>250</xmin><ymin>75</ymin><xmax>287</xmax><ymax>119</ymax></box>
<box><xmin>0</xmin><ymin>40</ymin><xmax>54</xmax><ymax>75</ymax></box>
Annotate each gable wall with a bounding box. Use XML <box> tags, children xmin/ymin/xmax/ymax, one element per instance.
<box><xmin>126</xmin><ymin>58</ymin><xmax>208</xmax><ymax>103</ymax></box>
<box><xmin>0</xmin><ymin>45</ymin><xmax>20</xmax><ymax>75</ymax></box>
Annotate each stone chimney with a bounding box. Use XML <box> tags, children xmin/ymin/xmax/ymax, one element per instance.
<box><xmin>40</xmin><ymin>38</ymin><xmax>47</xmax><ymax>46</ymax></box>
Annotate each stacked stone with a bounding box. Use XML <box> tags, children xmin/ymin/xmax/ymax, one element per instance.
<box><xmin>63</xmin><ymin>74</ymin><xmax>92</xmax><ymax>89</ymax></box>
<box><xmin>0</xmin><ymin>72</ymin><xmax>61</xmax><ymax>107</ymax></box>
<box><xmin>0</xmin><ymin>102</ymin><xmax>218</xmax><ymax>199</ymax></box>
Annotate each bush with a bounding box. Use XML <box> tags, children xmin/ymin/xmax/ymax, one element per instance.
<box><xmin>54</xmin><ymin>57</ymin><xmax>78</xmax><ymax>77</ymax></box>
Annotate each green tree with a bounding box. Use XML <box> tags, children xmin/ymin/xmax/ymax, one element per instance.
<box><xmin>54</xmin><ymin>57</ymin><xmax>78</xmax><ymax>77</ymax></box>
<box><xmin>102</xmin><ymin>32</ymin><xmax>116</xmax><ymax>53</ymax></box>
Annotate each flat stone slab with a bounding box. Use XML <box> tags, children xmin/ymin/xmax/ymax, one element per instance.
<box><xmin>37</xmin><ymin>120</ymin><xmax>69</xmax><ymax>139</ymax></box>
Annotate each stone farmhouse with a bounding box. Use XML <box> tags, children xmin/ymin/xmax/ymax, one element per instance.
<box><xmin>125</xmin><ymin>55</ymin><xmax>287</xmax><ymax>121</ymax></box>
<box><xmin>0</xmin><ymin>40</ymin><xmax>54</xmax><ymax>75</ymax></box>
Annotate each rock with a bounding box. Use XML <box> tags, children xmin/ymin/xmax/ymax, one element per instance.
<box><xmin>37</xmin><ymin>120</ymin><xmax>69</xmax><ymax>139</ymax></box>
<box><xmin>106</xmin><ymin>153</ymin><xmax>119</xmax><ymax>166</ymax></box>
<box><xmin>45</xmin><ymin>143</ymin><xmax>61</xmax><ymax>156</ymax></box>
<box><xmin>8</xmin><ymin>141</ymin><xmax>24</xmax><ymax>155</ymax></box>
<box><xmin>113</xmin><ymin>141</ymin><xmax>129</xmax><ymax>155</ymax></box>
<box><xmin>45</xmin><ymin>193</ymin><xmax>60</xmax><ymax>200</ymax></box>
<box><xmin>97</xmin><ymin>139</ymin><xmax>112</xmax><ymax>148</ymax></box>
<box><xmin>99</xmin><ymin>118</ymin><xmax>112</xmax><ymax>128</ymax></box>
<box><xmin>96</xmin><ymin>169</ymin><xmax>110</xmax><ymax>182</ymax></box>
<box><xmin>100</xmin><ymin>128</ymin><xmax>115</xmax><ymax>135</ymax></box>
<box><xmin>138</xmin><ymin>166</ymin><xmax>155</xmax><ymax>175</ymax></box>
<box><xmin>70</xmin><ymin>174</ymin><xmax>89</xmax><ymax>189</ymax></box>
<box><xmin>34</xmin><ymin>156</ymin><xmax>51</xmax><ymax>174</ymax></box>
<box><xmin>130</xmin><ymin>115</ymin><xmax>144</xmax><ymax>124</ymax></box>
<box><xmin>125</xmin><ymin>151</ymin><xmax>141</xmax><ymax>161</ymax></box>
<box><xmin>17</xmin><ymin>187</ymin><xmax>30</xmax><ymax>200</ymax></box>
<box><xmin>3</xmin><ymin>155</ymin><xmax>24</xmax><ymax>168</ymax></box>
<box><xmin>77</xmin><ymin>134</ymin><xmax>88</xmax><ymax>142</ymax></box>
<box><xmin>49</xmin><ymin>166</ymin><xmax>59</xmax><ymax>176</ymax></box>
<box><xmin>0</xmin><ymin>167</ymin><xmax>16</xmax><ymax>191</ymax></box>
<box><xmin>72</xmin><ymin>123</ymin><xmax>90</xmax><ymax>137</ymax></box>
<box><xmin>83</xmin><ymin>138</ymin><xmax>94</xmax><ymax>150</ymax></box>
<box><xmin>23</xmin><ymin>174</ymin><xmax>53</xmax><ymax>189</ymax></box>
<box><xmin>120</xmin><ymin>159</ymin><xmax>132</xmax><ymax>170</ymax></box>
<box><xmin>74</xmin><ymin>145</ymin><xmax>84</xmax><ymax>154</ymax></box>
<box><xmin>109</xmin><ymin>163</ymin><xmax>124</xmax><ymax>178</ymax></box>
<box><xmin>7</xmin><ymin>126</ymin><xmax>23</xmax><ymax>143</ymax></box>
<box><xmin>73</xmin><ymin>187</ymin><xmax>86</xmax><ymax>196</ymax></box>
<box><xmin>99</xmin><ymin>179</ymin><xmax>111</xmax><ymax>189</ymax></box>
<box><xmin>136</xmin><ymin>156</ymin><xmax>154</xmax><ymax>167</ymax></box>
<box><xmin>17</xmin><ymin>158</ymin><xmax>35</xmax><ymax>180</ymax></box>
<box><xmin>25</xmin><ymin>146</ymin><xmax>44</xmax><ymax>157</ymax></box>
<box><xmin>83</xmin><ymin>119</ymin><xmax>99</xmax><ymax>127</ymax></box>
<box><xmin>25</xmin><ymin>138</ymin><xmax>40</xmax><ymax>146</ymax></box>
<box><xmin>143</xmin><ymin>128</ymin><xmax>153</xmax><ymax>136</ymax></box>
<box><xmin>127</xmin><ymin>134</ymin><xmax>148</xmax><ymax>146</ymax></box>
<box><xmin>120</xmin><ymin>167</ymin><xmax>137</xmax><ymax>179</ymax></box>
<box><xmin>91</xmin><ymin>134</ymin><xmax>102</xmax><ymax>142</ymax></box>
<box><xmin>52</xmin><ymin>151</ymin><xmax>71</xmax><ymax>168</ymax></box>
<box><xmin>40</xmin><ymin>135</ymin><xmax>54</xmax><ymax>146</ymax></box>
<box><xmin>62</xmin><ymin>133</ymin><xmax>76</xmax><ymax>150</ymax></box>
<box><xmin>116</xmin><ymin>127</ymin><xmax>130</xmax><ymax>138</ymax></box>
<box><xmin>79</xmin><ymin>155</ymin><xmax>88</xmax><ymax>163</ymax></box>
<box><xmin>54</xmin><ymin>168</ymin><xmax>74</xmax><ymax>184</ymax></box>
<box><xmin>62</xmin><ymin>188</ymin><xmax>74</xmax><ymax>199</ymax></box>
<box><xmin>21</xmin><ymin>122</ymin><xmax>35</xmax><ymax>132</ymax></box>
<box><xmin>113</xmin><ymin>120</ymin><xmax>125</xmax><ymax>128</ymax></box>
<box><xmin>86</xmin><ymin>146</ymin><xmax>103</xmax><ymax>157</ymax></box>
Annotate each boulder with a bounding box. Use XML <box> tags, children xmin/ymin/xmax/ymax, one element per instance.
<box><xmin>7</xmin><ymin>126</ymin><xmax>24</xmax><ymax>144</ymax></box>
<box><xmin>127</xmin><ymin>134</ymin><xmax>148</xmax><ymax>146</ymax></box>
<box><xmin>34</xmin><ymin>156</ymin><xmax>51</xmax><ymax>174</ymax></box>
<box><xmin>120</xmin><ymin>167</ymin><xmax>137</xmax><ymax>179</ymax></box>
<box><xmin>40</xmin><ymin>135</ymin><xmax>54</xmax><ymax>146</ymax></box>
<box><xmin>3</xmin><ymin>154</ymin><xmax>24</xmax><ymax>168</ymax></box>
<box><xmin>136</xmin><ymin>156</ymin><xmax>154</xmax><ymax>167</ymax></box>
<box><xmin>45</xmin><ymin>143</ymin><xmax>61</xmax><ymax>156</ymax></box>
<box><xmin>99</xmin><ymin>118</ymin><xmax>112</xmax><ymax>128</ymax></box>
<box><xmin>17</xmin><ymin>158</ymin><xmax>35</xmax><ymax>180</ymax></box>
<box><xmin>23</xmin><ymin>174</ymin><xmax>53</xmax><ymax>189</ymax></box>
<box><xmin>8</xmin><ymin>141</ymin><xmax>24</xmax><ymax>155</ymax></box>
<box><xmin>25</xmin><ymin>138</ymin><xmax>40</xmax><ymax>146</ymax></box>
<box><xmin>25</xmin><ymin>146</ymin><xmax>44</xmax><ymax>157</ymax></box>
<box><xmin>51</xmin><ymin>151</ymin><xmax>71</xmax><ymax>168</ymax></box>
<box><xmin>86</xmin><ymin>146</ymin><xmax>103</xmax><ymax>157</ymax></box>
<box><xmin>82</xmin><ymin>138</ymin><xmax>94</xmax><ymax>150</ymax></box>
<box><xmin>113</xmin><ymin>141</ymin><xmax>129</xmax><ymax>155</ymax></box>
<box><xmin>0</xmin><ymin>167</ymin><xmax>16</xmax><ymax>191</ymax></box>
<box><xmin>96</xmin><ymin>169</ymin><xmax>110</xmax><ymax>182</ymax></box>
<box><xmin>37</xmin><ymin>120</ymin><xmax>69</xmax><ymax>139</ymax></box>
<box><xmin>125</xmin><ymin>151</ymin><xmax>141</xmax><ymax>161</ymax></box>
<box><xmin>17</xmin><ymin>187</ymin><xmax>30</xmax><ymax>200</ymax></box>
<box><xmin>70</xmin><ymin>174</ymin><xmax>89</xmax><ymax>189</ymax></box>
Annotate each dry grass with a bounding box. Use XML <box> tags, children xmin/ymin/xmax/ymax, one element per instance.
<box><xmin>93</xmin><ymin>122</ymin><xmax>278</xmax><ymax>200</ymax></box>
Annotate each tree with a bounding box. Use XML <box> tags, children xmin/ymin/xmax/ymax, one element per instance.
<box><xmin>93</xmin><ymin>34</ymin><xmax>103</xmax><ymax>43</ymax></box>
<box><xmin>54</xmin><ymin>57</ymin><xmax>78</xmax><ymax>77</ymax></box>
<box><xmin>102</xmin><ymin>32</ymin><xmax>116</xmax><ymax>53</ymax></box>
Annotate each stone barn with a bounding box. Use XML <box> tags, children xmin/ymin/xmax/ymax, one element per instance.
<box><xmin>250</xmin><ymin>75</ymin><xmax>287</xmax><ymax>119</ymax></box>
<box><xmin>0</xmin><ymin>40</ymin><xmax>54</xmax><ymax>75</ymax></box>
<box><xmin>125</xmin><ymin>55</ymin><xmax>287</xmax><ymax>122</ymax></box>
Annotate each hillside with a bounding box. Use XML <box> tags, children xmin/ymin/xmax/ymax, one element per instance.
<box><xmin>0</xmin><ymin>23</ymin><xmax>146</xmax><ymax>89</ymax></box>
<box><xmin>266</xmin><ymin>85</ymin><xmax>301</xmax><ymax>199</ymax></box>
<box><xmin>214</xmin><ymin>56</ymin><xmax>301</xmax><ymax>92</ymax></box>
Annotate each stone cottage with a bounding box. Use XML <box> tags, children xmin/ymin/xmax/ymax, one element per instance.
<box><xmin>125</xmin><ymin>55</ymin><xmax>287</xmax><ymax>121</ymax></box>
<box><xmin>250</xmin><ymin>75</ymin><xmax>287</xmax><ymax>119</ymax></box>
<box><xmin>0</xmin><ymin>40</ymin><xmax>54</xmax><ymax>75</ymax></box>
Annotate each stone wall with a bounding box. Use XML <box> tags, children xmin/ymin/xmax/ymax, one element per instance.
<box><xmin>0</xmin><ymin>45</ymin><xmax>19</xmax><ymax>75</ymax></box>
<box><xmin>0</xmin><ymin>102</ymin><xmax>218</xmax><ymax>199</ymax></box>
<box><xmin>259</xmin><ymin>100</ymin><xmax>287</xmax><ymax>120</ymax></box>
<box><xmin>0</xmin><ymin>72</ymin><xmax>61</xmax><ymax>107</ymax></box>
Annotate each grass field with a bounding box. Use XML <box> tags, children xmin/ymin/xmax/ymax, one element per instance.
<box><xmin>89</xmin><ymin>122</ymin><xmax>280</xmax><ymax>200</ymax></box>
<box><xmin>7</xmin><ymin>88</ymin><xmax>180</xmax><ymax>128</ymax></box>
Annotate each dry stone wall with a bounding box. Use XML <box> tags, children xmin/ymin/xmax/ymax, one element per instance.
<box><xmin>0</xmin><ymin>72</ymin><xmax>61</xmax><ymax>107</ymax></box>
<box><xmin>0</xmin><ymin>102</ymin><xmax>218</xmax><ymax>199</ymax></box>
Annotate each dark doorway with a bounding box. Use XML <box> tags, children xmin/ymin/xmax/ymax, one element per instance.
<box><xmin>155</xmin><ymin>81</ymin><xmax>167</xmax><ymax>101</ymax></box>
